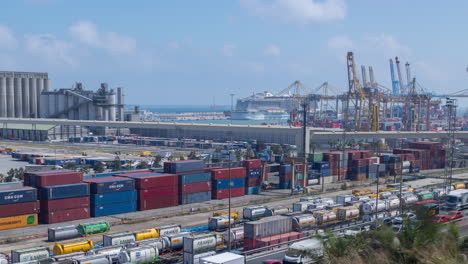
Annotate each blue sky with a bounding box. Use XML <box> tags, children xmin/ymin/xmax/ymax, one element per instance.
<box><xmin>0</xmin><ymin>0</ymin><xmax>467</xmax><ymax>105</ymax></box>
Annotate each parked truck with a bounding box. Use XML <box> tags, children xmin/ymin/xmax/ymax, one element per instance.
<box><xmin>446</xmin><ymin>189</ymin><xmax>468</xmax><ymax>210</ymax></box>
<box><xmin>283</xmin><ymin>238</ymin><xmax>323</xmax><ymax>264</ymax></box>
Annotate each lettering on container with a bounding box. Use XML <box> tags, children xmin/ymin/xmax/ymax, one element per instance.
<box><xmin>3</xmin><ymin>194</ymin><xmax>24</xmax><ymax>200</ymax></box>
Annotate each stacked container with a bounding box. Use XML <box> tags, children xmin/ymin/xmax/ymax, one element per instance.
<box><xmin>244</xmin><ymin>159</ymin><xmax>262</xmax><ymax>194</ymax></box>
<box><xmin>83</xmin><ymin>177</ymin><xmax>136</xmax><ymax>217</ymax></box>
<box><xmin>183</xmin><ymin>234</ymin><xmax>217</xmax><ymax>264</ymax></box>
<box><xmin>243</xmin><ymin>215</ymin><xmax>298</xmax><ymax>250</ymax></box>
<box><xmin>164</xmin><ymin>160</ymin><xmax>205</xmax><ymax>174</ymax></box>
<box><xmin>178</xmin><ymin>171</ymin><xmax>211</xmax><ymax>205</ymax></box>
<box><xmin>210</xmin><ymin>167</ymin><xmax>246</xmax><ymax>200</ymax></box>
<box><xmin>24</xmin><ymin>170</ymin><xmax>89</xmax><ymax>224</ymax></box>
<box><xmin>119</xmin><ymin>172</ymin><xmax>179</xmax><ymax>210</ymax></box>
<box><xmin>0</xmin><ymin>186</ymin><xmax>39</xmax><ymax>230</ymax></box>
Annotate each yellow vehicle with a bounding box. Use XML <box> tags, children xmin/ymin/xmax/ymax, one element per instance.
<box><xmin>213</xmin><ymin>210</ymin><xmax>239</xmax><ymax>222</ymax></box>
<box><xmin>452</xmin><ymin>182</ymin><xmax>466</xmax><ymax>190</ymax></box>
<box><xmin>53</xmin><ymin>240</ymin><xmax>94</xmax><ymax>255</ymax></box>
<box><xmin>368</xmin><ymin>193</ymin><xmax>382</xmax><ymax>199</ymax></box>
<box><xmin>379</xmin><ymin>187</ymin><xmax>397</xmax><ymax>193</ymax></box>
<box><xmin>140</xmin><ymin>151</ymin><xmax>152</xmax><ymax>157</ymax></box>
<box><xmin>82</xmin><ymin>152</ymin><xmax>88</xmax><ymax>156</ymax></box>
<box><xmin>352</xmin><ymin>189</ymin><xmax>372</xmax><ymax>196</ymax></box>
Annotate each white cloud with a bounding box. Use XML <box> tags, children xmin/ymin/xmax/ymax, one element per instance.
<box><xmin>240</xmin><ymin>0</ymin><xmax>346</xmax><ymax>24</ymax></box>
<box><xmin>264</xmin><ymin>44</ymin><xmax>281</xmax><ymax>56</ymax></box>
<box><xmin>365</xmin><ymin>34</ymin><xmax>412</xmax><ymax>58</ymax></box>
<box><xmin>25</xmin><ymin>34</ymin><xmax>76</xmax><ymax>66</ymax></box>
<box><xmin>0</xmin><ymin>25</ymin><xmax>17</xmax><ymax>49</ymax></box>
<box><xmin>69</xmin><ymin>20</ymin><xmax>137</xmax><ymax>55</ymax></box>
<box><xmin>222</xmin><ymin>43</ymin><xmax>236</xmax><ymax>57</ymax></box>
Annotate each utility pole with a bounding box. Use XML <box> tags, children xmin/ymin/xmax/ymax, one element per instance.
<box><xmin>445</xmin><ymin>98</ymin><xmax>457</xmax><ymax>191</ymax></box>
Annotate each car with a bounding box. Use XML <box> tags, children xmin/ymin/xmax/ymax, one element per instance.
<box><xmin>432</xmin><ymin>215</ymin><xmax>449</xmax><ymax>223</ymax></box>
<box><xmin>447</xmin><ymin>210</ymin><xmax>464</xmax><ymax>220</ymax></box>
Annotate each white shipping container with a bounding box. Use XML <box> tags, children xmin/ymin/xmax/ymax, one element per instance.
<box><xmin>337</xmin><ymin>207</ymin><xmax>360</xmax><ymax>221</ymax></box>
<box><xmin>336</xmin><ymin>195</ymin><xmax>355</xmax><ymax>205</ymax></box>
<box><xmin>200</xmin><ymin>252</ymin><xmax>244</xmax><ymax>264</ymax></box>
<box><xmin>184</xmin><ymin>251</ymin><xmax>216</xmax><ymax>264</ymax></box>
<box><xmin>119</xmin><ymin>246</ymin><xmax>158</xmax><ymax>264</ymax></box>
<box><xmin>292</xmin><ymin>214</ymin><xmax>316</xmax><ymax>232</ymax></box>
<box><xmin>243</xmin><ymin>206</ymin><xmax>267</xmax><ymax>220</ymax></box>
<box><xmin>164</xmin><ymin>232</ymin><xmax>191</xmax><ymax>251</ymax></box>
<box><xmin>103</xmin><ymin>232</ymin><xmax>135</xmax><ymax>247</ymax></box>
<box><xmin>361</xmin><ymin>200</ymin><xmax>386</xmax><ymax>214</ymax></box>
<box><xmin>157</xmin><ymin>224</ymin><xmax>181</xmax><ymax>237</ymax></box>
<box><xmin>184</xmin><ymin>234</ymin><xmax>217</xmax><ymax>254</ymax></box>
<box><xmin>293</xmin><ymin>201</ymin><xmax>314</xmax><ymax>212</ymax></box>
<box><xmin>223</xmin><ymin>227</ymin><xmax>244</xmax><ymax>244</ymax></box>
<box><xmin>11</xmin><ymin>247</ymin><xmax>49</xmax><ymax>263</ymax></box>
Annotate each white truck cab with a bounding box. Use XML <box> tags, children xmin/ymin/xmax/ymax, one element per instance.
<box><xmin>283</xmin><ymin>238</ymin><xmax>323</xmax><ymax>264</ymax></box>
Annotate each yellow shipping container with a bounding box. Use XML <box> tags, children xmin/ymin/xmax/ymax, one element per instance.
<box><xmin>452</xmin><ymin>182</ymin><xmax>466</xmax><ymax>190</ymax></box>
<box><xmin>53</xmin><ymin>240</ymin><xmax>94</xmax><ymax>256</ymax></box>
<box><xmin>134</xmin><ymin>228</ymin><xmax>158</xmax><ymax>241</ymax></box>
<box><xmin>0</xmin><ymin>214</ymin><xmax>37</xmax><ymax>230</ymax></box>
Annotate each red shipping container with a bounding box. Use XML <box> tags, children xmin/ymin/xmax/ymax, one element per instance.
<box><xmin>179</xmin><ymin>181</ymin><xmax>211</xmax><ymax>194</ymax></box>
<box><xmin>138</xmin><ymin>186</ymin><xmax>178</xmax><ymax>200</ymax></box>
<box><xmin>40</xmin><ymin>207</ymin><xmax>90</xmax><ymax>224</ymax></box>
<box><xmin>212</xmin><ymin>187</ymin><xmax>245</xmax><ymax>199</ymax></box>
<box><xmin>360</xmin><ymin>150</ymin><xmax>374</xmax><ymax>159</ymax></box>
<box><xmin>0</xmin><ymin>201</ymin><xmax>40</xmax><ymax>218</ymax></box>
<box><xmin>346</xmin><ymin>151</ymin><xmax>361</xmax><ymax>160</ymax></box>
<box><xmin>120</xmin><ymin>173</ymin><xmax>178</xmax><ymax>189</ymax></box>
<box><xmin>40</xmin><ymin>196</ymin><xmax>90</xmax><ymax>212</ymax></box>
<box><xmin>243</xmin><ymin>159</ymin><xmax>262</xmax><ymax>169</ymax></box>
<box><xmin>247</xmin><ymin>177</ymin><xmax>261</xmax><ymax>187</ymax></box>
<box><xmin>243</xmin><ymin>238</ymin><xmax>257</xmax><ymax>251</ymax></box>
<box><xmin>352</xmin><ymin>173</ymin><xmax>366</xmax><ymax>181</ymax></box>
<box><xmin>29</xmin><ymin>171</ymin><xmax>83</xmax><ymax>187</ymax></box>
<box><xmin>210</xmin><ymin>167</ymin><xmax>246</xmax><ymax>180</ymax></box>
<box><xmin>138</xmin><ymin>195</ymin><xmax>179</xmax><ymax>210</ymax></box>
<box><xmin>351</xmin><ymin>159</ymin><xmax>367</xmax><ymax>167</ymax></box>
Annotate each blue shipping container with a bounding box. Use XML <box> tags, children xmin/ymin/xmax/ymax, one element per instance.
<box><xmin>351</xmin><ymin>166</ymin><xmax>367</xmax><ymax>174</ymax></box>
<box><xmin>164</xmin><ymin>160</ymin><xmax>205</xmax><ymax>174</ymax></box>
<box><xmin>212</xmin><ymin>178</ymin><xmax>245</xmax><ymax>190</ymax></box>
<box><xmin>87</xmin><ymin>178</ymin><xmax>135</xmax><ymax>194</ymax></box>
<box><xmin>313</xmin><ymin>162</ymin><xmax>330</xmax><ymax>170</ymax></box>
<box><xmin>41</xmin><ymin>183</ymin><xmax>89</xmax><ymax>200</ymax></box>
<box><xmin>179</xmin><ymin>191</ymin><xmax>211</xmax><ymax>205</ymax></box>
<box><xmin>91</xmin><ymin>201</ymin><xmax>137</xmax><ymax>217</ymax></box>
<box><xmin>179</xmin><ymin>172</ymin><xmax>211</xmax><ymax>184</ymax></box>
<box><xmin>247</xmin><ymin>168</ymin><xmax>261</xmax><ymax>178</ymax></box>
<box><xmin>245</xmin><ymin>186</ymin><xmax>261</xmax><ymax>195</ymax></box>
<box><xmin>91</xmin><ymin>191</ymin><xmax>137</xmax><ymax>206</ymax></box>
<box><xmin>278</xmin><ymin>181</ymin><xmax>291</xmax><ymax>189</ymax></box>
<box><xmin>279</xmin><ymin>164</ymin><xmax>291</xmax><ymax>174</ymax></box>
<box><xmin>0</xmin><ymin>187</ymin><xmax>37</xmax><ymax>205</ymax></box>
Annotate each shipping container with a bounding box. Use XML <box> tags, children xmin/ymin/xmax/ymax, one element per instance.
<box><xmin>0</xmin><ymin>201</ymin><xmax>39</xmax><ymax>218</ymax></box>
<box><xmin>183</xmin><ymin>233</ymin><xmax>217</xmax><ymax>254</ymax></box>
<box><xmin>103</xmin><ymin>232</ymin><xmax>136</xmax><ymax>247</ymax></box>
<box><xmin>0</xmin><ymin>181</ymin><xmax>23</xmax><ymax>189</ymax></box>
<box><xmin>119</xmin><ymin>173</ymin><xmax>178</xmax><ymax>189</ymax></box>
<box><xmin>211</xmin><ymin>178</ymin><xmax>245</xmax><ymax>190</ymax></box>
<box><xmin>179</xmin><ymin>172</ymin><xmax>211</xmax><ymax>184</ymax></box>
<box><xmin>90</xmin><ymin>190</ymin><xmax>137</xmax><ymax>206</ymax></box>
<box><xmin>163</xmin><ymin>232</ymin><xmax>191</xmax><ymax>251</ymax></box>
<box><xmin>24</xmin><ymin>171</ymin><xmax>82</xmax><ymax>187</ymax></box>
<box><xmin>244</xmin><ymin>215</ymin><xmax>292</xmax><ymax>239</ymax></box>
<box><xmin>40</xmin><ymin>196</ymin><xmax>90</xmax><ymax>212</ymax></box>
<box><xmin>0</xmin><ymin>214</ymin><xmax>37</xmax><ymax>230</ymax></box>
<box><xmin>40</xmin><ymin>207</ymin><xmax>89</xmax><ymax>224</ymax></box>
<box><xmin>139</xmin><ymin>187</ymin><xmax>178</xmax><ymax>200</ymax></box>
<box><xmin>83</xmin><ymin>177</ymin><xmax>135</xmax><ymax>194</ymax></box>
<box><xmin>0</xmin><ymin>187</ymin><xmax>37</xmax><ymax>205</ymax></box>
<box><xmin>243</xmin><ymin>159</ymin><xmax>262</xmax><ymax>169</ymax></box>
<box><xmin>211</xmin><ymin>187</ymin><xmax>245</xmax><ymax>200</ymax></box>
<box><xmin>139</xmin><ymin>195</ymin><xmax>179</xmax><ymax>210</ymax></box>
<box><xmin>210</xmin><ymin>168</ymin><xmax>246</xmax><ymax>180</ymax></box>
<box><xmin>134</xmin><ymin>228</ymin><xmax>158</xmax><ymax>241</ymax></box>
<box><xmin>183</xmin><ymin>251</ymin><xmax>216</xmax><ymax>264</ymax></box>
<box><xmin>91</xmin><ymin>201</ymin><xmax>137</xmax><ymax>217</ymax></box>
<box><xmin>40</xmin><ymin>183</ymin><xmax>89</xmax><ymax>200</ymax></box>
<box><xmin>245</xmin><ymin>186</ymin><xmax>261</xmax><ymax>195</ymax></box>
<box><xmin>11</xmin><ymin>247</ymin><xmax>50</xmax><ymax>263</ymax></box>
<box><xmin>119</xmin><ymin>246</ymin><xmax>158</xmax><ymax>264</ymax></box>
<box><xmin>180</xmin><ymin>181</ymin><xmax>212</xmax><ymax>194</ymax></box>
<box><xmin>179</xmin><ymin>191</ymin><xmax>211</xmax><ymax>205</ymax></box>
<box><xmin>164</xmin><ymin>160</ymin><xmax>205</xmax><ymax>174</ymax></box>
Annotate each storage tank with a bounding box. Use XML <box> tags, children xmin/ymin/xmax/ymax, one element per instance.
<box><xmin>318</xmin><ymin>197</ymin><xmax>335</xmax><ymax>205</ymax></box>
<box><xmin>452</xmin><ymin>182</ymin><xmax>465</xmax><ymax>190</ymax></box>
<box><xmin>361</xmin><ymin>200</ymin><xmax>386</xmax><ymax>215</ymax></box>
<box><xmin>11</xmin><ymin>247</ymin><xmax>49</xmax><ymax>263</ymax></box>
<box><xmin>103</xmin><ymin>232</ymin><xmax>135</xmax><ymax>247</ymax></box>
<box><xmin>48</xmin><ymin>226</ymin><xmax>80</xmax><ymax>242</ymax></box>
<box><xmin>337</xmin><ymin>207</ymin><xmax>360</xmax><ymax>221</ymax></box>
<box><xmin>243</xmin><ymin>205</ymin><xmax>267</xmax><ymax>220</ymax></box>
<box><xmin>208</xmin><ymin>215</ymin><xmax>234</xmax><ymax>231</ymax></box>
<box><xmin>163</xmin><ymin>232</ymin><xmax>191</xmax><ymax>251</ymax></box>
<box><xmin>314</xmin><ymin>211</ymin><xmax>337</xmax><ymax>225</ymax></box>
<box><xmin>400</xmin><ymin>194</ymin><xmax>418</xmax><ymax>207</ymax></box>
<box><xmin>91</xmin><ymin>245</ymin><xmax>123</xmax><ymax>258</ymax></box>
<box><xmin>292</xmin><ymin>214</ymin><xmax>316</xmax><ymax>232</ymax></box>
<box><xmin>386</xmin><ymin>197</ymin><xmax>400</xmax><ymax>210</ymax></box>
<box><xmin>77</xmin><ymin>222</ymin><xmax>110</xmax><ymax>236</ymax></box>
<box><xmin>264</xmin><ymin>206</ymin><xmax>289</xmax><ymax>216</ymax></box>
<box><xmin>155</xmin><ymin>224</ymin><xmax>181</xmax><ymax>237</ymax></box>
<box><xmin>118</xmin><ymin>246</ymin><xmax>158</xmax><ymax>264</ymax></box>
<box><xmin>299</xmin><ymin>196</ymin><xmax>321</xmax><ymax>203</ymax></box>
<box><xmin>223</xmin><ymin>227</ymin><xmax>243</xmax><ymax>245</ymax></box>
<box><xmin>137</xmin><ymin>237</ymin><xmax>167</xmax><ymax>252</ymax></box>
<box><xmin>0</xmin><ymin>254</ymin><xmax>8</xmax><ymax>264</ymax></box>
<box><xmin>53</xmin><ymin>240</ymin><xmax>94</xmax><ymax>256</ymax></box>
<box><xmin>183</xmin><ymin>234</ymin><xmax>217</xmax><ymax>254</ymax></box>
<box><xmin>134</xmin><ymin>228</ymin><xmax>158</xmax><ymax>241</ymax></box>
<box><xmin>307</xmin><ymin>203</ymin><xmax>327</xmax><ymax>210</ymax></box>
<box><xmin>52</xmin><ymin>252</ymin><xmax>86</xmax><ymax>261</ymax></box>
<box><xmin>72</xmin><ymin>255</ymin><xmax>111</xmax><ymax>264</ymax></box>
<box><xmin>417</xmin><ymin>191</ymin><xmax>434</xmax><ymax>201</ymax></box>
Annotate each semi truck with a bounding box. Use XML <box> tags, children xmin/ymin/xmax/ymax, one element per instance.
<box><xmin>445</xmin><ymin>189</ymin><xmax>468</xmax><ymax>210</ymax></box>
<box><xmin>283</xmin><ymin>238</ymin><xmax>323</xmax><ymax>264</ymax></box>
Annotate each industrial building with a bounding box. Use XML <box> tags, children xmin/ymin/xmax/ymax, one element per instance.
<box><xmin>40</xmin><ymin>82</ymin><xmax>124</xmax><ymax>121</ymax></box>
<box><xmin>0</xmin><ymin>71</ymin><xmax>50</xmax><ymax>118</ymax></box>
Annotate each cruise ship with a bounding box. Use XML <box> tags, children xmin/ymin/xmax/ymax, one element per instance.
<box><xmin>230</xmin><ymin>92</ymin><xmax>297</xmax><ymax>120</ymax></box>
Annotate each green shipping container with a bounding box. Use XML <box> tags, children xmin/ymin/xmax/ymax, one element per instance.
<box><xmin>417</xmin><ymin>192</ymin><xmax>434</xmax><ymax>201</ymax></box>
<box><xmin>296</xmin><ymin>173</ymin><xmax>304</xmax><ymax>180</ymax></box>
<box><xmin>308</xmin><ymin>153</ymin><xmax>323</xmax><ymax>162</ymax></box>
<box><xmin>77</xmin><ymin>222</ymin><xmax>111</xmax><ymax>236</ymax></box>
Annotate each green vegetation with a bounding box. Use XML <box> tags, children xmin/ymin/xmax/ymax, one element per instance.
<box><xmin>314</xmin><ymin>219</ymin><xmax>467</xmax><ymax>264</ymax></box>
<box><xmin>112</xmin><ymin>156</ymin><xmax>122</xmax><ymax>171</ymax></box>
<box><xmin>137</xmin><ymin>160</ymin><xmax>149</xmax><ymax>169</ymax></box>
<box><xmin>79</xmin><ymin>165</ymin><xmax>91</xmax><ymax>174</ymax></box>
<box><xmin>4</xmin><ymin>168</ymin><xmax>25</xmax><ymax>182</ymax></box>
<box><xmin>63</xmin><ymin>162</ymin><xmax>77</xmax><ymax>170</ymax></box>
<box><xmin>188</xmin><ymin>151</ymin><xmax>198</xmax><ymax>160</ymax></box>
<box><xmin>152</xmin><ymin>155</ymin><xmax>162</xmax><ymax>168</ymax></box>
<box><xmin>93</xmin><ymin>162</ymin><xmax>106</xmax><ymax>173</ymax></box>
